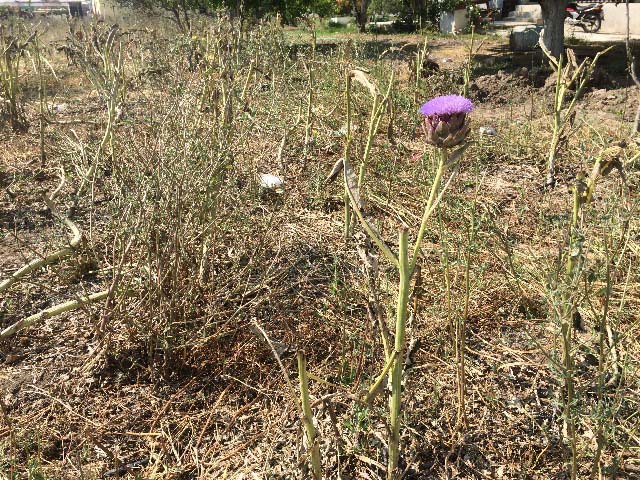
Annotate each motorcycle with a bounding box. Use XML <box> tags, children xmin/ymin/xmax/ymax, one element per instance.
<box><xmin>565</xmin><ymin>2</ymin><xmax>604</xmax><ymax>33</ymax></box>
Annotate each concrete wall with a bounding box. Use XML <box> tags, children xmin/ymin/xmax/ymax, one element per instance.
<box><xmin>328</xmin><ymin>16</ymin><xmax>354</xmax><ymax>26</ymax></box>
<box><xmin>93</xmin><ymin>0</ymin><xmax>132</xmax><ymax>20</ymax></box>
<box><xmin>600</xmin><ymin>3</ymin><xmax>640</xmax><ymax>34</ymax></box>
<box><xmin>0</xmin><ymin>0</ymin><xmax>90</xmax><ymax>15</ymax></box>
<box><xmin>439</xmin><ymin>8</ymin><xmax>469</xmax><ymax>34</ymax></box>
<box><xmin>510</xmin><ymin>3</ymin><xmax>639</xmax><ymax>35</ymax></box>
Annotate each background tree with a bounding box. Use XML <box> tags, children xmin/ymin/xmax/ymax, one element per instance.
<box><xmin>351</xmin><ymin>0</ymin><xmax>371</xmax><ymax>32</ymax></box>
<box><xmin>123</xmin><ymin>0</ymin><xmax>198</xmax><ymax>33</ymax></box>
<box><xmin>369</xmin><ymin>0</ymin><xmax>404</xmax><ymax>16</ymax></box>
<box><xmin>351</xmin><ymin>0</ymin><xmax>425</xmax><ymax>32</ymax></box>
<box><xmin>540</xmin><ymin>0</ymin><xmax>567</xmax><ymax>59</ymax></box>
<box><xmin>248</xmin><ymin>0</ymin><xmax>337</xmax><ymax>24</ymax></box>
<box><xmin>121</xmin><ymin>0</ymin><xmax>337</xmax><ymax>29</ymax></box>
<box><xmin>369</xmin><ymin>0</ymin><xmax>423</xmax><ymax>23</ymax></box>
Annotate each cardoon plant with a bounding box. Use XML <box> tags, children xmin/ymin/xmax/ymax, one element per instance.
<box><xmin>343</xmin><ymin>94</ymin><xmax>473</xmax><ymax>479</ymax></box>
<box><xmin>419</xmin><ymin>94</ymin><xmax>472</xmax><ymax>148</ymax></box>
<box><xmin>411</xmin><ymin>95</ymin><xmax>472</xmax><ymax>271</ymax></box>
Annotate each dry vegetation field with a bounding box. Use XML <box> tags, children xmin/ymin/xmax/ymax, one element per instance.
<box><xmin>1</xmin><ymin>14</ymin><xmax>640</xmax><ymax>479</ymax></box>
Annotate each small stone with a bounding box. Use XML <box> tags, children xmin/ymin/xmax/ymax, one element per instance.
<box><xmin>479</xmin><ymin>126</ymin><xmax>497</xmax><ymax>136</ymax></box>
<box><xmin>509</xmin><ymin>25</ymin><xmax>543</xmax><ymax>52</ymax></box>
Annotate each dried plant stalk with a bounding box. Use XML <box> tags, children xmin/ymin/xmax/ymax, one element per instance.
<box><xmin>0</xmin><ymin>290</ymin><xmax>109</xmax><ymax>340</ymax></box>
<box><xmin>0</xmin><ymin>170</ymin><xmax>81</xmax><ymax>294</ymax></box>
<box><xmin>297</xmin><ymin>351</ymin><xmax>322</xmax><ymax>480</ymax></box>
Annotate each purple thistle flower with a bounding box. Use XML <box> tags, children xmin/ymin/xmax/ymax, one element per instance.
<box><xmin>419</xmin><ymin>95</ymin><xmax>473</xmax><ymax>117</ymax></box>
<box><xmin>419</xmin><ymin>95</ymin><xmax>473</xmax><ymax>148</ymax></box>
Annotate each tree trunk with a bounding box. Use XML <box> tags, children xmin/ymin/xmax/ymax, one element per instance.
<box><xmin>626</xmin><ymin>0</ymin><xmax>640</xmax><ymax>133</ymax></box>
<box><xmin>540</xmin><ymin>0</ymin><xmax>566</xmax><ymax>60</ymax></box>
<box><xmin>354</xmin><ymin>0</ymin><xmax>370</xmax><ymax>33</ymax></box>
<box><xmin>180</xmin><ymin>0</ymin><xmax>191</xmax><ymax>35</ymax></box>
<box><xmin>171</xmin><ymin>7</ymin><xmax>186</xmax><ymax>34</ymax></box>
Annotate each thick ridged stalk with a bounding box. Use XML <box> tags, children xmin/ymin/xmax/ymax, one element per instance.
<box><xmin>561</xmin><ymin>184</ymin><xmax>581</xmax><ymax>480</ymax></box>
<box><xmin>410</xmin><ymin>150</ymin><xmax>447</xmax><ymax>274</ymax></box>
<box><xmin>343</xmin><ymin>73</ymin><xmax>353</xmax><ymax>241</ymax></box>
<box><xmin>388</xmin><ymin>229</ymin><xmax>410</xmax><ymax>479</ymax></box>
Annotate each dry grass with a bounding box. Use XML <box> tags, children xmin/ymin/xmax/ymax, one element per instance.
<box><xmin>1</xmin><ymin>13</ymin><xmax>640</xmax><ymax>480</ymax></box>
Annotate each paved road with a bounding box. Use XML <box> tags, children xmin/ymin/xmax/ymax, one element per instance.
<box><xmin>567</xmin><ymin>30</ymin><xmax>640</xmax><ymax>42</ymax></box>
<box><xmin>491</xmin><ymin>21</ymin><xmax>640</xmax><ymax>43</ymax></box>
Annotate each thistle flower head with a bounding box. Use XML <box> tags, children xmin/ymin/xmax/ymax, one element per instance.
<box><xmin>420</xmin><ymin>95</ymin><xmax>473</xmax><ymax>148</ymax></box>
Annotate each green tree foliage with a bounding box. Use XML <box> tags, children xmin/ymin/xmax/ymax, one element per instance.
<box><xmin>369</xmin><ymin>0</ymin><xmax>404</xmax><ymax>15</ymax></box>
<box><xmin>245</xmin><ymin>0</ymin><xmax>337</xmax><ymax>23</ymax></box>
<box><xmin>119</xmin><ymin>0</ymin><xmax>338</xmax><ymax>29</ymax></box>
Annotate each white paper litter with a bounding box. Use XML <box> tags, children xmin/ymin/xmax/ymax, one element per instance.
<box><xmin>259</xmin><ymin>173</ymin><xmax>284</xmax><ymax>189</ymax></box>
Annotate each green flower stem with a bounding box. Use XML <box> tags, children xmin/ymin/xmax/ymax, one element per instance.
<box><xmin>387</xmin><ymin>148</ymin><xmax>451</xmax><ymax>477</ymax></box>
<box><xmin>357</xmin><ymin>94</ymin><xmax>380</xmax><ymax>190</ymax></box>
<box><xmin>297</xmin><ymin>351</ymin><xmax>322</xmax><ymax>480</ymax></box>
<box><xmin>562</xmin><ymin>184</ymin><xmax>581</xmax><ymax>480</ymax></box>
<box><xmin>410</xmin><ymin>148</ymin><xmax>447</xmax><ymax>274</ymax></box>
<box><xmin>546</xmin><ymin>61</ymin><xmax>564</xmax><ymax>186</ymax></box>
<box><xmin>363</xmin><ymin>349</ymin><xmax>398</xmax><ymax>405</ymax></box>
<box><xmin>344</xmin><ymin>73</ymin><xmax>353</xmax><ymax>242</ymax></box>
<box><xmin>304</xmin><ymin>31</ymin><xmax>316</xmax><ymax>152</ymax></box>
<box><xmin>343</xmin><ymin>159</ymin><xmax>399</xmax><ymax>267</ymax></box>
<box><xmin>359</xmin><ymin>73</ymin><xmax>393</xmax><ymax>189</ymax></box>
<box><xmin>344</xmin><ymin>188</ymin><xmax>352</xmax><ymax>243</ymax></box>
<box><xmin>388</xmin><ymin>229</ymin><xmax>410</xmax><ymax>480</ymax></box>
<box><xmin>569</xmin><ymin>185</ymin><xmax>581</xmax><ymax>273</ymax></box>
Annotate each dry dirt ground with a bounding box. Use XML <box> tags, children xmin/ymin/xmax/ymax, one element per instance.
<box><xmin>1</xmin><ymin>21</ymin><xmax>640</xmax><ymax>480</ymax></box>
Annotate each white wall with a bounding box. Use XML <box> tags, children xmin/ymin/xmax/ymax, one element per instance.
<box><xmin>439</xmin><ymin>8</ymin><xmax>469</xmax><ymax>34</ymax></box>
<box><xmin>93</xmin><ymin>0</ymin><xmax>131</xmax><ymax>20</ymax></box>
<box><xmin>504</xmin><ymin>3</ymin><xmax>639</xmax><ymax>35</ymax></box>
<box><xmin>600</xmin><ymin>3</ymin><xmax>640</xmax><ymax>34</ymax></box>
